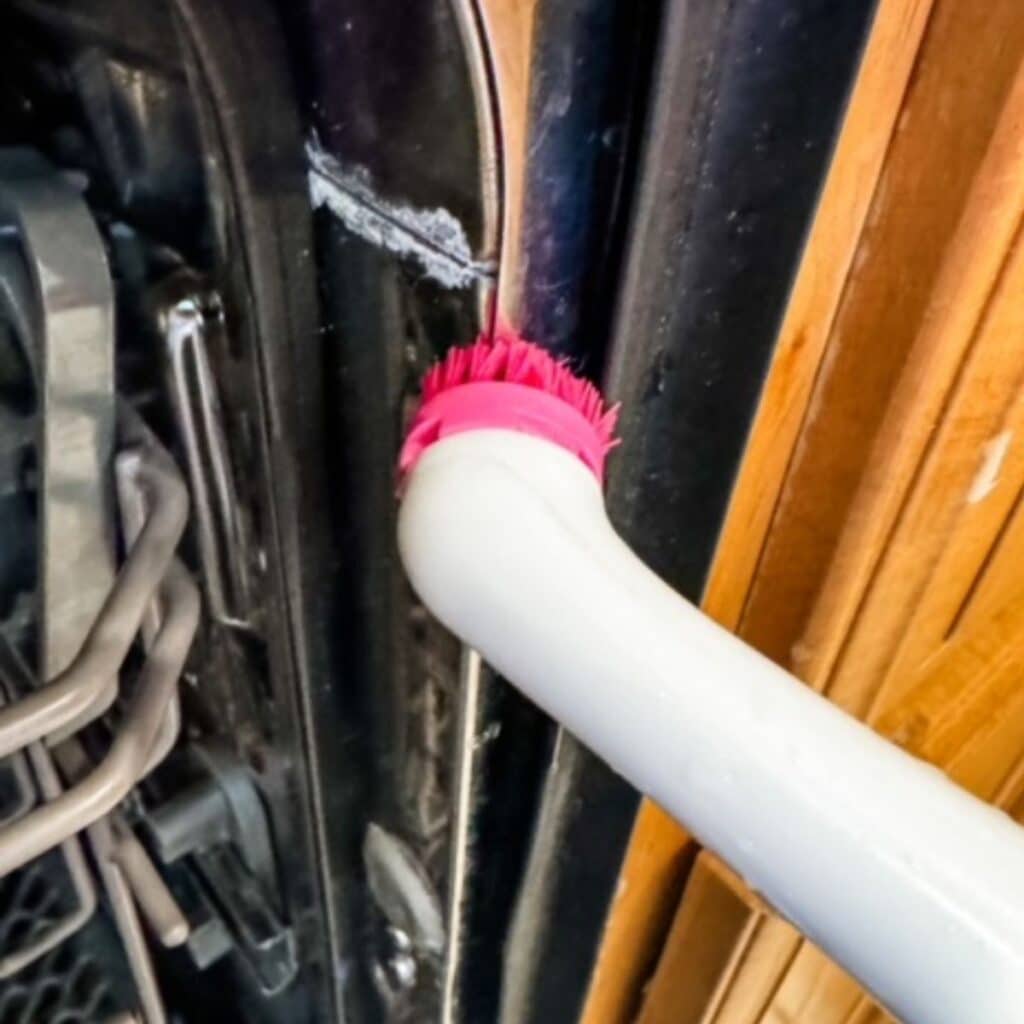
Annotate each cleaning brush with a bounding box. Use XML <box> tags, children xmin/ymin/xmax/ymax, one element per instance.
<box><xmin>397</xmin><ymin>331</ymin><xmax>1024</xmax><ymax>1024</ymax></box>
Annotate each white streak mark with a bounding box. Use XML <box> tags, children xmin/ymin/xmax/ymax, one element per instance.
<box><xmin>968</xmin><ymin>430</ymin><xmax>1012</xmax><ymax>504</ymax></box>
<box><xmin>306</xmin><ymin>140</ymin><xmax>494</xmax><ymax>290</ymax></box>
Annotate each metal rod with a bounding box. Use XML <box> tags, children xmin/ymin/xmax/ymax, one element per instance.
<box><xmin>0</xmin><ymin>744</ymin><xmax>34</xmax><ymax>828</ymax></box>
<box><xmin>113</xmin><ymin>817</ymin><xmax>190</xmax><ymax>948</ymax></box>
<box><xmin>440</xmin><ymin>647</ymin><xmax>484</xmax><ymax>1024</ymax></box>
<box><xmin>161</xmin><ymin>285</ymin><xmax>250</xmax><ymax>628</ymax></box>
<box><xmin>115</xmin><ymin>447</ymin><xmax>181</xmax><ymax>776</ymax></box>
<box><xmin>0</xmin><ymin>561</ymin><xmax>199</xmax><ymax>876</ymax></box>
<box><xmin>0</xmin><ymin>649</ymin><xmax>98</xmax><ymax>979</ymax></box>
<box><xmin>0</xmin><ymin>445</ymin><xmax>189</xmax><ymax>760</ymax></box>
<box><xmin>0</xmin><ymin>745</ymin><xmax>98</xmax><ymax>978</ymax></box>
<box><xmin>53</xmin><ymin>731</ymin><xmax>183</xmax><ymax>1021</ymax></box>
<box><xmin>88</xmin><ymin>815</ymin><xmax>168</xmax><ymax>1024</ymax></box>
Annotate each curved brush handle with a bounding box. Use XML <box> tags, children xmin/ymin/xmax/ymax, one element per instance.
<box><xmin>399</xmin><ymin>429</ymin><xmax>1024</xmax><ymax>1024</ymax></box>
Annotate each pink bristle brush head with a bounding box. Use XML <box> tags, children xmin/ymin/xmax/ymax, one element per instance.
<box><xmin>399</xmin><ymin>327</ymin><xmax>619</xmax><ymax>483</ymax></box>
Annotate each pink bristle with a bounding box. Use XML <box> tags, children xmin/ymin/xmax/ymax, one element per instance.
<box><xmin>478</xmin><ymin>342</ymin><xmax>506</xmax><ymax>382</ymax></box>
<box><xmin>447</xmin><ymin>349</ymin><xmax>470</xmax><ymax>389</ymax></box>
<box><xmin>507</xmin><ymin>342</ymin><xmax>534</xmax><ymax>383</ymax></box>
<box><xmin>469</xmin><ymin>342</ymin><xmax>489</xmax><ymax>378</ymax></box>
<box><xmin>599</xmin><ymin>405</ymin><xmax>621</xmax><ymax>441</ymax></box>
<box><xmin>418</xmin><ymin>330</ymin><xmax>618</xmax><ymax>448</ymax></box>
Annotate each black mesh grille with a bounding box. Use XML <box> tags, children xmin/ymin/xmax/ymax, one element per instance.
<box><xmin>0</xmin><ymin>937</ymin><xmax>118</xmax><ymax>1024</ymax></box>
<box><xmin>0</xmin><ymin>851</ymin><xmax>79</xmax><ymax>958</ymax></box>
<box><xmin>0</xmin><ymin>782</ymin><xmax>134</xmax><ymax>1024</ymax></box>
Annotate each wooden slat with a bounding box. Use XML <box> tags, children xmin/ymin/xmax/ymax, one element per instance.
<box><xmin>876</xmin><ymin>593</ymin><xmax>1024</xmax><ymax>766</ymax></box>
<box><xmin>707</xmin><ymin>916</ymin><xmax>801</xmax><ymax>1024</ymax></box>
<box><xmin>841</xmin><ymin>1000</ymin><xmax>898</xmax><ymax>1024</ymax></box>
<box><xmin>749</xmin><ymin>36</ymin><xmax>1024</xmax><ymax>1019</ymax></box>
<box><xmin>867</xmin><ymin>432</ymin><xmax>1024</xmax><ymax>715</ymax></box>
<box><xmin>581</xmin><ymin>2</ymin><xmax>936</xmax><ymax>1015</ymax></box>
<box><xmin>1009</xmin><ymin>767</ymin><xmax>1024</xmax><ymax>823</ymax></box>
<box><xmin>801</xmin><ymin>63</ymin><xmax>1024</xmax><ymax>712</ymax></box>
<box><xmin>739</xmin><ymin>0</ymin><xmax>1024</xmax><ymax>673</ymax></box>
<box><xmin>611</xmin><ymin>0</ymin><xmax>1024</xmax><ymax>1020</ymax></box>
<box><xmin>951</xmin><ymin>486</ymin><xmax>1024</xmax><ymax>638</ymax></box>
<box><xmin>996</xmin><ymin>750</ymin><xmax>1024</xmax><ymax>813</ymax></box>
<box><xmin>759</xmin><ymin>946</ymin><xmax>863</xmax><ymax>1024</ymax></box>
<box><xmin>828</xmin><ymin>220</ymin><xmax>1024</xmax><ymax>719</ymax></box>
<box><xmin>474</xmin><ymin>0</ymin><xmax>539</xmax><ymax>318</ymax></box>
<box><xmin>944</xmin><ymin>665</ymin><xmax>1024</xmax><ymax>802</ymax></box>
<box><xmin>701</xmin><ymin>0</ymin><xmax>935</xmax><ymax>633</ymax></box>
<box><xmin>754</xmin><ymin>600</ymin><xmax>1024</xmax><ymax>1024</ymax></box>
<box><xmin>579</xmin><ymin>805</ymin><xmax>697</xmax><ymax>1024</ymax></box>
<box><xmin>635</xmin><ymin>856</ymin><xmax>761</xmax><ymax>1024</ymax></box>
<box><xmin>851</xmin><ymin>1007</ymin><xmax>898</xmax><ymax>1024</ymax></box>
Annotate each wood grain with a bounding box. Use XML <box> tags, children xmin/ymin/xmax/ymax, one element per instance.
<box><xmin>760</xmin><ymin>945</ymin><xmax>863</xmax><ymax>1024</ymax></box>
<box><xmin>585</xmin><ymin>0</ymin><xmax>936</xmax><ymax>1016</ymax></box>
<box><xmin>635</xmin><ymin>855</ymin><xmax>761</xmax><ymax>1024</ymax></box>
<box><xmin>799</xmin><ymin>59</ymin><xmax>1024</xmax><ymax>710</ymax></box>
<box><xmin>473</xmin><ymin>0</ymin><xmax>539</xmax><ymax>324</ymax></box>
<box><xmin>739</xmin><ymin>0</ymin><xmax>1024</xmax><ymax>673</ymax></box>
<box><xmin>603</xmin><ymin>0</ymin><xmax>1024</xmax><ymax>1020</ymax></box>
<box><xmin>702</xmin><ymin>0</ymin><xmax>935</xmax><ymax>634</ymax></box>
<box><xmin>707</xmin><ymin>915</ymin><xmax>801</xmax><ymax>1024</ymax></box>
<box><xmin>826</xmin><ymin>216</ymin><xmax>1024</xmax><ymax>720</ymax></box>
<box><xmin>747</xmin><ymin>27</ymin><xmax>1024</xmax><ymax>1020</ymax></box>
<box><xmin>579</xmin><ymin>804</ymin><xmax>697</xmax><ymax>1024</ymax></box>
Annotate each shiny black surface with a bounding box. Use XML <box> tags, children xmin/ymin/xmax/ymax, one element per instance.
<box><xmin>165</xmin><ymin>0</ymin><xmax>339</xmax><ymax>1017</ymax></box>
<box><xmin>0</xmin><ymin>1</ymin><xmax>880</xmax><ymax>1020</ymax></box>
<box><xmin>283</xmin><ymin>4</ymin><xmax>497</xmax><ymax>1018</ymax></box>
<box><xmin>509</xmin><ymin>1</ymin><xmax>877</xmax><ymax>1021</ymax></box>
<box><xmin>1</xmin><ymin>1</ymin><xmax>337</xmax><ymax>1020</ymax></box>
<box><xmin>515</xmin><ymin>0</ymin><xmax>648</xmax><ymax>361</ymax></box>
<box><xmin>285</xmin><ymin>0</ymin><xmax>490</xmax><ymax>259</ymax></box>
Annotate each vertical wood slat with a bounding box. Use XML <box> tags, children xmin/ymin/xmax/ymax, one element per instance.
<box><xmin>740</xmin><ymin>0</ymin><xmax>1024</xmax><ymax>674</ymax></box>
<box><xmin>707</xmin><ymin>916</ymin><xmax>802</xmax><ymax>1024</ymax></box>
<box><xmin>739</xmin><ymin>23</ymin><xmax>1024</xmax><ymax>1020</ymax></box>
<box><xmin>828</xmin><ymin>214</ymin><xmax>1024</xmax><ymax>720</ymax></box>
<box><xmin>700</xmin><ymin>0</ymin><xmax>936</xmax><ymax>633</ymax></box>
<box><xmin>579</xmin><ymin>805</ymin><xmax>698</xmax><ymax>1024</ymax></box>
<box><xmin>473</xmin><ymin>0</ymin><xmax>540</xmax><ymax>317</ymax></box>
<box><xmin>581</xmin><ymin>2</ymin><xmax>935</xmax><ymax>1017</ymax></box>
<box><xmin>620</xmin><ymin>0</ymin><xmax>1024</xmax><ymax>1020</ymax></box>
<box><xmin>667</xmin><ymin>585</ymin><xmax>1024</xmax><ymax>1024</ymax></box>
<box><xmin>635</xmin><ymin>856</ymin><xmax>764</xmax><ymax>1024</ymax></box>
<box><xmin>745</xmin><ymin>22</ymin><xmax>1024</xmax><ymax>1022</ymax></box>
<box><xmin>760</xmin><ymin>946</ymin><xmax>863</xmax><ymax>1024</ymax></box>
<box><xmin>799</xmin><ymin>60</ymin><xmax>1024</xmax><ymax>711</ymax></box>
<box><xmin>953</xmin><ymin>490</ymin><xmax>1024</xmax><ymax>638</ymax></box>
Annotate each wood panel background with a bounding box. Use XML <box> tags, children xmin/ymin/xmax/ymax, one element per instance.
<box><xmin>582</xmin><ymin>0</ymin><xmax>1024</xmax><ymax>1020</ymax></box>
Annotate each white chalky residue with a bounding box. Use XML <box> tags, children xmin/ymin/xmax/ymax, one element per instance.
<box><xmin>967</xmin><ymin>429</ymin><xmax>1012</xmax><ymax>504</ymax></box>
<box><xmin>306</xmin><ymin>140</ymin><xmax>493</xmax><ymax>290</ymax></box>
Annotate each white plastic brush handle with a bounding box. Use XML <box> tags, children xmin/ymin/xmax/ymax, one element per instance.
<box><xmin>398</xmin><ymin>429</ymin><xmax>1024</xmax><ymax>1024</ymax></box>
